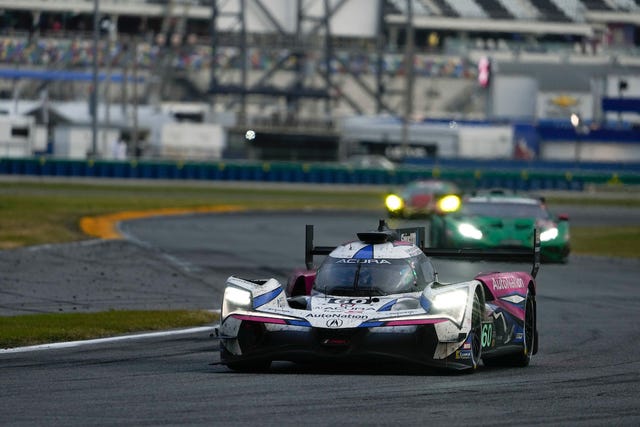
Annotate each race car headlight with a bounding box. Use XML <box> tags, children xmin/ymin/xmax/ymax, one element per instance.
<box><xmin>385</xmin><ymin>194</ymin><xmax>404</xmax><ymax>212</ymax></box>
<box><xmin>437</xmin><ymin>195</ymin><xmax>461</xmax><ymax>213</ymax></box>
<box><xmin>430</xmin><ymin>289</ymin><xmax>468</xmax><ymax>323</ymax></box>
<box><xmin>458</xmin><ymin>223</ymin><xmax>483</xmax><ymax>240</ymax></box>
<box><xmin>540</xmin><ymin>227</ymin><xmax>559</xmax><ymax>242</ymax></box>
<box><xmin>222</xmin><ymin>286</ymin><xmax>252</xmax><ymax>319</ymax></box>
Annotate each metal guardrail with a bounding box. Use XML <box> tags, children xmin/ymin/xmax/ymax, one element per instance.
<box><xmin>1</xmin><ymin>157</ymin><xmax>639</xmax><ymax>191</ymax></box>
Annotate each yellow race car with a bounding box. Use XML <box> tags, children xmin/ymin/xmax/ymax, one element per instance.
<box><xmin>385</xmin><ymin>179</ymin><xmax>461</xmax><ymax>218</ymax></box>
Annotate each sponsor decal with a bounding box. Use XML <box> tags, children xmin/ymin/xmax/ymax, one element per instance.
<box><xmin>550</xmin><ymin>94</ymin><xmax>578</xmax><ymax>108</ymax></box>
<box><xmin>326</xmin><ymin>319</ymin><xmax>343</xmax><ymax>328</ymax></box>
<box><xmin>328</xmin><ymin>298</ymin><xmax>372</xmax><ymax>305</ymax></box>
<box><xmin>456</xmin><ymin>350</ymin><xmax>472</xmax><ymax>360</ymax></box>
<box><xmin>491</xmin><ymin>276</ymin><xmax>524</xmax><ymax>291</ymax></box>
<box><xmin>321</xmin><ymin>305</ymin><xmax>376</xmax><ymax>313</ymax></box>
<box><xmin>305</xmin><ymin>313</ymin><xmax>368</xmax><ymax>320</ymax></box>
<box><xmin>336</xmin><ymin>259</ymin><xmax>391</xmax><ymax>264</ymax></box>
<box><xmin>320</xmin><ymin>298</ymin><xmax>380</xmax><ymax>314</ymax></box>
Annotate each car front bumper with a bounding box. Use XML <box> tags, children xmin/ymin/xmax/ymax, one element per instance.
<box><xmin>218</xmin><ymin>319</ymin><xmax>474</xmax><ymax>371</ymax></box>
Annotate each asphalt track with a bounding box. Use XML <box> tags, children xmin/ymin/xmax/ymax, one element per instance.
<box><xmin>1</xmin><ymin>208</ymin><xmax>640</xmax><ymax>426</ymax></box>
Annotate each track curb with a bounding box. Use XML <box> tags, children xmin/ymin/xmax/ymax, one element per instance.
<box><xmin>79</xmin><ymin>205</ymin><xmax>246</xmax><ymax>239</ymax></box>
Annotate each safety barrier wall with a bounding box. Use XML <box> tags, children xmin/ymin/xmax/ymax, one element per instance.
<box><xmin>1</xmin><ymin>157</ymin><xmax>639</xmax><ymax>191</ymax></box>
<box><xmin>404</xmin><ymin>157</ymin><xmax>640</xmax><ymax>173</ymax></box>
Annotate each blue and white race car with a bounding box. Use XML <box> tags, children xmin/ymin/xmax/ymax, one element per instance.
<box><xmin>217</xmin><ymin>220</ymin><xmax>539</xmax><ymax>372</ymax></box>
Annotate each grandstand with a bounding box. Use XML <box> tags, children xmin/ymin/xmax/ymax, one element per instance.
<box><xmin>0</xmin><ymin>0</ymin><xmax>639</xmax><ymax>162</ymax></box>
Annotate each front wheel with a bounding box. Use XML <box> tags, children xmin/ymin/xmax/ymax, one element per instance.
<box><xmin>468</xmin><ymin>291</ymin><xmax>483</xmax><ymax>370</ymax></box>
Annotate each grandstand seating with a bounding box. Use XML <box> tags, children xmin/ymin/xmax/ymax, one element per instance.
<box><xmin>0</xmin><ymin>0</ymin><xmax>638</xmax><ymax>120</ymax></box>
<box><xmin>388</xmin><ymin>0</ymin><xmax>431</xmax><ymax>15</ymax></box>
<box><xmin>396</xmin><ymin>0</ymin><xmax>590</xmax><ymax>21</ymax></box>
<box><xmin>495</xmin><ymin>0</ymin><xmax>539</xmax><ymax>20</ymax></box>
<box><xmin>430</xmin><ymin>0</ymin><xmax>459</xmax><ymax>17</ymax></box>
<box><xmin>474</xmin><ymin>0</ymin><xmax>515</xmax><ymax>20</ymax></box>
<box><xmin>0</xmin><ymin>36</ymin><xmax>478</xmax><ymax>79</ymax></box>
<box><xmin>444</xmin><ymin>0</ymin><xmax>487</xmax><ymax>18</ymax></box>
<box><xmin>408</xmin><ymin>0</ymin><xmax>636</xmax><ymax>21</ymax></box>
<box><xmin>581</xmin><ymin>0</ymin><xmax>614</xmax><ymax>11</ymax></box>
<box><xmin>528</xmin><ymin>0</ymin><xmax>573</xmax><ymax>22</ymax></box>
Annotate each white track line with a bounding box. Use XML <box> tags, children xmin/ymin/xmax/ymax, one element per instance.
<box><xmin>0</xmin><ymin>325</ymin><xmax>218</xmax><ymax>354</ymax></box>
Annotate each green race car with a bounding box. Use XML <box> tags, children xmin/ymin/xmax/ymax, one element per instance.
<box><xmin>429</xmin><ymin>192</ymin><xmax>570</xmax><ymax>263</ymax></box>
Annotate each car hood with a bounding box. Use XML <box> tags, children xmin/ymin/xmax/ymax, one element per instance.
<box><xmin>449</xmin><ymin>215</ymin><xmax>544</xmax><ymax>243</ymax></box>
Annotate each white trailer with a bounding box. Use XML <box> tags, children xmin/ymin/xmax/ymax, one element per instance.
<box><xmin>0</xmin><ymin>114</ymin><xmax>36</xmax><ymax>157</ymax></box>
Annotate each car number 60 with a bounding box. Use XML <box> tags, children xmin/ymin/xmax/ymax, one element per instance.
<box><xmin>481</xmin><ymin>323</ymin><xmax>493</xmax><ymax>348</ymax></box>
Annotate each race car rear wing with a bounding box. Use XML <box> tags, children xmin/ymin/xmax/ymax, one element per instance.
<box><xmin>305</xmin><ymin>220</ymin><xmax>540</xmax><ymax>278</ymax></box>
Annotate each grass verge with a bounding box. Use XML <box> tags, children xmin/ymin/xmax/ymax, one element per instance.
<box><xmin>0</xmin><ymin>310</ymin><xmax>217</xmax><ymax>349</ymax></box>
<box><xmin>0</xmin><ymin>180</ymin><xmax>385</xmax><ymax>248</ymax></box>
<box><xmin>570</xmin><ymin>225</ymin><xmax>640</xmax><ymax>258</ymax></box>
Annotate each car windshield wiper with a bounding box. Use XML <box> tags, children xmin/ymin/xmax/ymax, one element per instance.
<box><xmin>353</xmin><ymin>263</ymin><xmax>361</xmax><ymax>292</ymax></box>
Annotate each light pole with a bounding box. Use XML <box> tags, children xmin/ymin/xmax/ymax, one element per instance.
<box><xmin>91</xmin><ymin>0</ymin><xmax>99</xmax><ymax>158</ymax></box>
<box><xmin>401</xmin><ymin>0</ymin><xmax>414</xmax><ymax>160</ymax></box>
<box><xmin>618</xmin><ymin>78</ymin><xmax>628</xmax><ymax>128</ymax></box>
<box><xmin>570</xmin><ymin>113</ymin><xmax>580</xmax><ymax>163</ymax></box>
<box><xmin>570</xmin><ymin>113</ymin><xmax>589</xmax><ymax>164</ymax></box>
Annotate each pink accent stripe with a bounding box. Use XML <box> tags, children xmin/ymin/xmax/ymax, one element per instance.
<box><xmin>232</xmin><ymin>314</ymin><xmax>287</xmax><ymax>324</ymax></box>
<box><xmin>386</xmin><ymin>318</ymin><xmax>447</xmax><ymax>326</ymax></box>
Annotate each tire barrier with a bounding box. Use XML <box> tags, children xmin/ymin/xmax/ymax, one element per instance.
<box><xmin>1</xmin><ymin>157</ymin><xmax>638</xmax><ymax>191</ymax></box>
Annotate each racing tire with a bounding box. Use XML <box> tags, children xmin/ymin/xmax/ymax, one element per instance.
<box><xmin>484</xmin><ymin>291</ymin><xmax>535</xmax><ymax>368</ymax></box>
<box><xmin>468</xmin><ymin>290</ymin><xmax>483</xmax><ymax>371</ymax></box>
<box><xmin>512</xmin><ymin>292</ymin><xmax>536</xmax><ymax>367</ymax></box>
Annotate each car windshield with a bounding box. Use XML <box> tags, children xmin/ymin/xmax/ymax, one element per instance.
<box><xmin>405</xmin><ymin>181</ymin><xmax>457</xmax><ymax>197</ymax></box>
<box><xmin>313</xmin><ymin>257</ymin><xmax>430</xmax><ymax>296</ymax></box>
<box><xmin>461</xmin><ymin>201</ymin><xmax>549</xmax><ymax>219</ymax></box>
